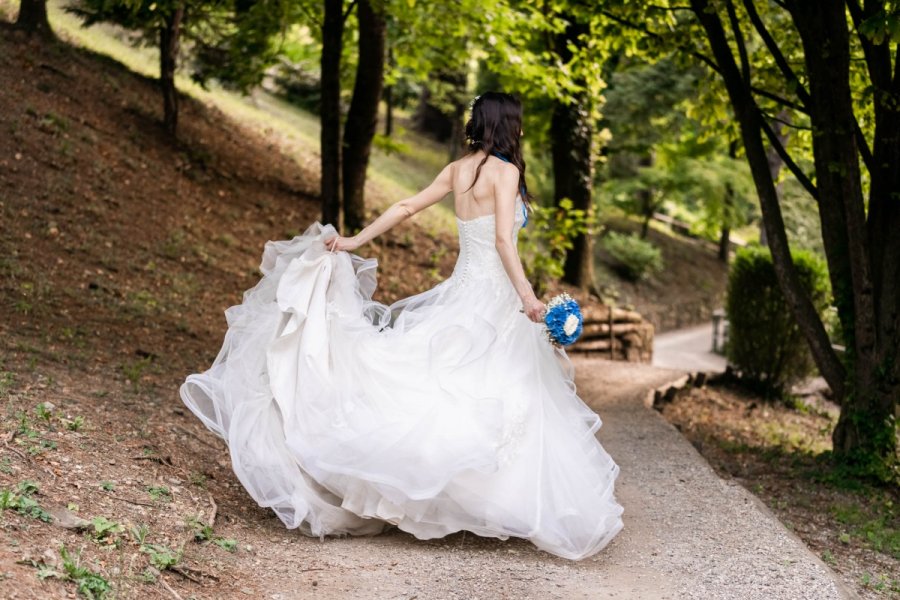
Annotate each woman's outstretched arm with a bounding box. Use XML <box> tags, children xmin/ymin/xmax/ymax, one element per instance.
<box><xmin>494</xmin><ymin>164</ymin><xmax>545</xmax><ymax>323</ymax></box>
<box><xmin>325</xmin><ymin>163</ymin><xmax>454</xmax><ymax>251</ymax></box>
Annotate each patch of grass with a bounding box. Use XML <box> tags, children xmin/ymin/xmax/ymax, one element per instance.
<box><xmin>126</xmin><ymin>289</ymin><xmax>160</xmax><ymax>316</ymax></box>
<box><xmin>0</xmin><ymin>370</ymin><xmax>14</xmax><ymax>396</ymax></box>
<box><xmin>52</xmin><ymin>545</ymin><xmax>111</xmax><ymax>599</ymax></box>
<box><xmin>120</xmin><ymin>356</ymin><xmax>154</xmax><ymax>387</ymax></box>
<box><xmin>213</xmin><ymin>537</ymin><xmax>238</xmax><ymax>552</ymax></box>
<box><xmin>0</xmin><ymin>480</ymin><xmax>52</xmax><ymax>522</ymax></box>
<box><xmin>129</xmin><ymin>524</ymin><xmax>149</xmax><ymax>546</ymax></box>
<box><xmin>99</xmin><ymin>481</ymin><xmax>115</xmax><ymax>492</ymax></box>
<box><xmin>188</xmin><ymin>516</ymin><xmax>238</xmax><ymax>552</ymax></box>
<box><xmin>188</xmin><ymin>472</ymin><xmax>207</xmax><ymax>488</ymax></box>
<box><xmin>34</xmin><ymin>402</ymin><xmax>53</xmax><ymax>423</ymax></box>
<box><xmin>159</xmin><ymin>228</ymin><xmax>188</xmax><ymax>261</ymax></box>
<box><xmin>90</xmin><ymin>516</ymin><xmax>123</xmax><ymax>543</ymax></box>
<box><xmin>39</xmin><ymin>111</ymin><xmax>70</xmax><ymax>134</ymax></box>
<box><xmin>859</xmin><ymin>571</ymin><xmax>900</xmax><ymax>594</ymax></box>
<box><xmin>146</xmin><ymin>485</ymin><xmax>170</xmax><ymax>502</ymax></box>
<box><xmin>141</xmin><ymin>543</ymin><xmax>181</xmax><ymax>571</ymax></box>
<box><xmin>64</xmin><ymin>415</ymin><xmax>86</xmax><ymax>431</ymax></box>
<box><xmin>831</xmin><ymin>498</ymin><xmax>900</xmax><ymax>559</ymax></box>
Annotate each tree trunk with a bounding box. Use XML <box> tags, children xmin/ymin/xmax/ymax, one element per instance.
<box><xmin>16</xmin><ymin>0</ymin><xmax>52</xmax><ymax>37</ymax></box>
<box><xmin>412</xmin><ymin>71</ymin><xmax>467</xmax><ymax>145</ymax></box>
<box><xmin>759</xmin><ymin>113</ymin><xmax>789</xmax><ymax>247</ymax></box>
<box><xmin>342</xmin><ymin>0</ymin><xmax>386</xmax><ymax>232</ymax></box>
<box><xmin>788</xmin><ymin>0</ymin><xmax>898</xmax><ymax>468</ymax></box>
<box><xmin>159</xmin><ymin>5</ymin><xmax>183</xmax><ymax>137</ymax></box>
<box><xmin>320</xmin><ymin>0</ymin><xmax>344</xmax><ymax>227</ymax></box>
<box><xmin>384</xmin><ymin>85</ymin><xmax>393</xmax><ymax>137</ymax></box>
<box><xmin>637</xmin><ymin>154</ymin><xmax>653</xmax><ymax>239</ymax></box>
<box><xmin>690</xmin><ymin>0</ymin><xmax>847</xmax><ymax>399</ymax></box>
<box><xmin>719</xmin><ymin>140</ymin><xmax>738</xmax><ymax>264</ymax></box>
<box><xmin>551</xmin><ymin>18</ymin><xmax>595</xmax><ymax>290</ymax></box>
<box><xmin>718</xmin><ymin>226</ymin><xmax>731</xmax><ymax>263</ymax></box>
<box><xmin>384</xmin><ymin>46</ymin><xmax>394</xmax><ymax>137</ymax></box>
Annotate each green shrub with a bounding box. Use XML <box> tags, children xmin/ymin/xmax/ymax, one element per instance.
<box><xmin>601</xmin><ymin>231</ymin><xmax>663</xmax><ymax>281</ymax></box>
<box><xmin>725</xmin><ymin>245</ymin><xmax>830</xmax><ymax>395</ymax></box>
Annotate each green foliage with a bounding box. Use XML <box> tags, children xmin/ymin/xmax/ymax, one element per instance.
<box><xmin>0</xmin><ymin>481</ymin><xmax>51</xmax><ymax>522</ymax></box>
<box><xmin>725</xmin><ymin>246</ymin><xmax>831</xmax><ymax>395</ymax></box>
<box><xmin>64</xmin><ymin>416</ymin><xmax>85</xmax><ymax>431</ymax></box>
<box><xmin>90</xmin><ymin>517</ymin><xmax>123</xmax><ymax>541</ymax></box>
<box><xmin>601</xmin><ymin>231</ymin><xmax>663</xmax><ymax>281</ymax></box>
<box><xmin>831</xmin><ymin>499</ymin><xmax>900</xmax><ymax>559</ymax></box>
<box><xmin>147</xmin><ymin>486</ymin><xmax>171</xmax><ymax>502</ymax></box>
<box><xmin>58</xmin><ymin>545</ymin><xmax>112</xmax><ymax>599</ymax></box>
<box><xmin>188</xmin><ymin>516</ymin><xmax>238</xmax><ymax>552</ymax></box>
<box><xmin>34</xmin><ymin>402</ymin><xmax>53</xmax><ymax>423</ymax></box>
<box><xmin>213</xmin><ymin>537</ymin><xmax>238</xmax><ymax>552</ymax></box>
<box><xmin>518</xmin><ymin>198</ymin><xmax>592</xmax><ymax>295</ymax></box>
<box><xmin>141</xmin><ymin>543</ymin><xmax>181</xmax><ymax>570</ymax></box>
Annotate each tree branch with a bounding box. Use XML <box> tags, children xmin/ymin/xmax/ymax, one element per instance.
<box><xmin>342</xmin><ymin>0</ymin><xmax>359</xmax><ymax>24</ymax></box>
<box><xmin>759</xmin><ymin>116</ymin><xmax>818</xmax><ymax>199</ymax></box>
<box><xmin>725</xmin><ymin>0</ymin><xmax>751</xmax><ymax>84</ymax></box>
<box><xmin>750</xmin><ymin>86</ymin><xmax>808</xmax><ymax>113</ymax></box>
<box><xmin>759</xmin><ymin>110</ymin><xmax>811</xmax><ymax>130</ymax></box>
<box><xmin>854</xmin><ymin>117</ymin><xmax>875</xmax><ymax>174</ymax></box>
<box><xmin>742</xmin><ymin>0</ymin><xmax>811</xmax><ymax>107</ymax></box>
<box><xmin>596</xmin><ymin>8</ymin><xmax>722</xmax><ymax>75</ymax></box>
<box><xmin>646</xmin><ymin>4</ymin><xmax>693</xmax><ymax>10</ymax></box>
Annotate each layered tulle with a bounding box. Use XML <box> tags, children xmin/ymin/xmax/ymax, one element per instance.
<box><xmin>181</xmin><ymin>208</ymin><xmax>625</xmax><ymax>560</ymax></box>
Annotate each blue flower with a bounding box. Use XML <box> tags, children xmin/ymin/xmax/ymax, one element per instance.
<box><xmin>543</xmin><ymin>293</ymin><xmax>583</xmax><ymax>346</ymax></box>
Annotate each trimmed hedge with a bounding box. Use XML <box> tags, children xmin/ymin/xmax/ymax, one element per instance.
<box><xmin>725</xmin><ymin>245</ymin><xmax>830</xmax><ymax>394</ymax></box>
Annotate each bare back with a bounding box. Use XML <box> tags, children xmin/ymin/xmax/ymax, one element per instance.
<box><xmin>450</xmin><ymin>152</ymin><xmax>519</xmax><ymax>221</ymax></box>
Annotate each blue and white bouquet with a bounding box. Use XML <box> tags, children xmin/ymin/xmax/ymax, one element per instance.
<box><xmin>543</xmin><ymin>293</ymin><xmax>584</xmax><ymax>346</ymax></box>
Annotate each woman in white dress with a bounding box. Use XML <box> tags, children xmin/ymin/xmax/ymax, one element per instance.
<box><xmin>180</xmin><ymin>92</ymin><xmax>624</xmax><ymax>560</ymax></box>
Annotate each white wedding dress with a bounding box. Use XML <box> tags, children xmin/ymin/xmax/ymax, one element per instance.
<box><xmin>180</xmin><ymin>197</ymin><xmax>625</xmax><ymax>560</ymax></box>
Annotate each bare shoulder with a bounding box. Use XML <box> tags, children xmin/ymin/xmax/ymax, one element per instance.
<box><xmin>493</xmin><ymin>159</ymin><xmax>520</xmax><ymax>184</ymax></box>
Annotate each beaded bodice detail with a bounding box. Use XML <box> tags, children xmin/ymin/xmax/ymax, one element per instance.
<box><xmin>451</xmin><ymin>198</ymin><xmax>527</xmax><ymax>288</ymax></box>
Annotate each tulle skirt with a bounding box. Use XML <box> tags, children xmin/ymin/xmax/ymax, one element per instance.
<box><xmin>180</xmin><ymin>222</ymin><xmax>625</xmax><ymax>560</ymax></box>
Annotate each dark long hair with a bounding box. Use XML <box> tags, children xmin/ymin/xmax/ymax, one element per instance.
<box><xmin>464</xmin><ymin>92</ymin><xmax>530</xmax><ymax>207</ymax></box>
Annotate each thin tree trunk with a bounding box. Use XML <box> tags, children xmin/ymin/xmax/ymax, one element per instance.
<box><xmin>159</xmin><ymin>5</ymin><xmax>183</xmax><ymax>137</ymax></box>
<box><xmin>638</xmin><ymin>154</ymin><xmax>653</xmax><ymax>239</ymax></box>
<box><xmin>760</xmin><ymin>113</ymin><xmax>789</xmax><ymax>247</ymax></box>
<box><xmin>719</xmin><ymin>140</ymin><xmax>738</xmax><ymax>263</ymax></box>
<box><xmin>551</xmin><ymin>18</ymin><xmax>595</xmax><ymax>290</ymax></box>
<box><xmin>16</xmin><ymin>0</ymin><xmax>52</xmax><ymax>37</ymax></box>
<box><xmin>384</xmin><ymin>85</ymin><xmax>393</xmax><ymax>137</ymax></box>
<box><xmin>718</xmin><ymin>227</ymin><xmax>731</xmax><ymax>263</ymax></box>
<box><xmin>384</xmin><ymin>46</ymin><xmax>394</xmax><ymax>137</ymax></box>
<box><xmin>320</xmin><ymin>0</ymin><xmax>344</xmax><ymax>227</ymax></box>
<box><xmin>342</xmin><ymin>0</ymin><xmax>386</xmax><ymax>232</ymax></box>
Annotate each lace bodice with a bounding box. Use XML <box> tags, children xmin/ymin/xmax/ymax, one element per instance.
<box><xmin>450</xmin><ymin>198</ymin><xmax>527</xmax><ymax>288</ymax></box>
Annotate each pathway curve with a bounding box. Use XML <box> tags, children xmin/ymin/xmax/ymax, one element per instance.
<box><xmin>653</xmin><ymin>323</ymin><xmax>728</xmax><ymax>373</ymax></box>
<box><xmin>238</xmin><ymin>358</ymin><xmax>851</xmax><ymax>600</ymax></box>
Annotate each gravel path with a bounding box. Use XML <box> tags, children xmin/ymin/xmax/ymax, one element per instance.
<box><xmin>652</xmin><ymin>323</ymin><xmax>728</xmax><ymax>373</ymax></box>
<box><xmin>234</xmin><ymin>358</ymin><xmax>854</xmax><ymax>599</ymax></box>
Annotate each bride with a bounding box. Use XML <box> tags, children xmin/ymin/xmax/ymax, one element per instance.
<box><xmin>180</xmin><ymin>92</ymin><xmax>624</xmax><ymax>560</ymax></box>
